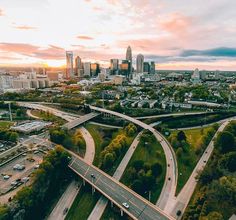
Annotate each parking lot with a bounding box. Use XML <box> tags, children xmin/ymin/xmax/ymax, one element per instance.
<box><xmin>0</xmin><ymin>152</ymin><xmax>44</xmax><ymax>203</ymax></box>
<box><xmin>0</xmin><ymin>140</ymin><xmax>16</xmax><ymax>153</ymax></box>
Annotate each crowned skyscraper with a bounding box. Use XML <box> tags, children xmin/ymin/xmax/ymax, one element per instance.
<box><xmin>65</xmin><ymin>51</ymin><xmax>74</xmax><ymax>78</ymax></box>
<box><xmin>126</xmin><ymin>46</ymin><xmax>132</xmax><ymax>77</ymax></box>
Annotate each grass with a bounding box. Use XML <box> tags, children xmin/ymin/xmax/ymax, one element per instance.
<box><xmin>0</xmin><ymin>121</ymin><xmax>14</xmax><ymax>129</ymax></box>
<box><xmin>170</xmin><ymin>126</ymin><xmax>216</xmax><ymax>195</ymax></box>
<box><xmin>121</xmin><ymin>134</ymin><xmax>166</xmax><ymax>203</ymax></box>
<box><xmin>31</xmin><ymin>109</ymin><xmax>66</xmax><ymax>125</ymax></box>
<box><xmin>65</xmin><ymin>184</ymin><xmax>101</xmax><ymax>220</ymax></box>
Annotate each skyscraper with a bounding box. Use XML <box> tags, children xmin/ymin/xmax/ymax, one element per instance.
<box><xmin>150</xmin><ymin>61</ymin><xmax>155</xmax><ymax>74</ymax></box>
<box><xmin>110</xmin><ymin>59</ymin><xmax>119</xmax><ymax>75</ymax></box>
<box><xmin>66</xmin><ymin>51</ymin><xmax>74</xmax><ymax>78</ymax></box>
<box><xmin>84</xmin><ymin>62</ymin><xmax>91</xmax><ymax>76</ymax></box>
<box><xmin>91</xmin><ymin>63</ymin><xmax>100</xmax><ymax>77</ymax></box>
<box><xmin>126</xmin><ymin>46</ymin><xmax>132</xmax><ymax>77</ymax></box>
<box><xmin>136</xmin><ymin>54</ymin><xmax>144</xmax><ymax>73</ymax></box>
<box><xmin>75</xmin><ymin>56</ymin><xmax>82</xmax><ymax>77</ymax></box>
<box><xmin>143</xmin><ymin>62</ymin><xmax>150</xmax><ymax>73</ymax></box>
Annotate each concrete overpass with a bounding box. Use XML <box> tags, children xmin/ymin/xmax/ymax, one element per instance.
<box><xmin>89</xmin><ymin>105</ymin><xmax>178</xmax><ymax>212</ymax></box>
<box><xmin>62</xmin><ymin>112</ymin><xmax>99</xmax><ymax>130</ymax></box>
<box><xmin>69</xmin><ymin>153</ymin><xmax>174</xmax><ymax>220</ymax></box>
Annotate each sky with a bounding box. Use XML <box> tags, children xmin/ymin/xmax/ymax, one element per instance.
<box><xmin>0</xmin><ymin>0</ymin><xmax>236</xmax><ymax>70</ymax></box>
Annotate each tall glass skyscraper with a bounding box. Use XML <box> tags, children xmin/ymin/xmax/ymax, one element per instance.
<box><xmin>126</xmin><ymin>46</ymin><xmax>132</xmax><ymax>77</ymax></box>
<box><xmin>66</xmin><ymin>51</ymin><xmax>74</xmax><ymax>78</ymax></box>
<box><xmin>136</xmin><ymin>54</ymin><xmax>144</xmax><ymax>73</ymax></box>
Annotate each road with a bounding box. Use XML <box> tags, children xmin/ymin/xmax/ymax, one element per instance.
<box><xmin>70</xmin><ymin>155</ymin><xmax>174</xmax><ymax>220</ymax></box>
<box><xmin>169</xmin><ymin>118</ymin><xmax>235</xmax><ymax>218</ymax></box>
<box><xmin>89</xmin><ymin>105</ymin><xmax>178</xmax><ymax>212</ymax></box>
<box><xmin>23</xmin><ymin>103</ymin><xmax>97</xmax><ymax>220</ymax></box>
<box><xmin>88</xmin><ymin>131</ymin><xmax>143</xmax><ymax>220</ymax></box>
<box><xmin>135</xmin><ymin>112</ymin><xmax>206</xmax><ymax>120</ymax></box>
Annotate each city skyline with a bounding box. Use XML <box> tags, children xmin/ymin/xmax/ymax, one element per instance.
<box><xmin>0</xmin><ymin>0</ymin><xmax>236</xmax><ymax>70</ymax></box>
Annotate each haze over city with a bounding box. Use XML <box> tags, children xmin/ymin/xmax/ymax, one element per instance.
<box><xmin>0</xmin><ymin>0</ymin><xmax>236</xmax><ymax>70</ymax></box>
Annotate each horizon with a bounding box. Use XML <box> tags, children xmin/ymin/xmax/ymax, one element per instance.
<box><xmin>0</xmin><ymin>0</ymin><xmax>236</xmax><ymax>71</ymax></box>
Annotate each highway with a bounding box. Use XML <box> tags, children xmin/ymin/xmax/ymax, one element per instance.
<box><xmin>89</xmin><ymin>105</ymin><xmax>178</xmax><ymax>212</ymax></box>
<box><xmin>169</xmin><ymin>118</ymin><xmax>236</xmax><ymax>218</ymax></box>
<box><xmin>135</xmin><ymin>112</ymin><xmax>206</xmax><ymax>120</ymax></box>
<box><xmin>88</xmin><ymin>131</ymin><xmax>143</xmax><ymax>220</ymax></box>
<box><xmin>69</xmin><ymin>155</ymin><xmax>174</xmax><ymax>220</ymax></box>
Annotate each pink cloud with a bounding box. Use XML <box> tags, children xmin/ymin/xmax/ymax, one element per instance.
<box><xmin>0</xmin><ymin>9</ymin><xmax>4</xmax><ymax>16</ymax></box>
<box><xmin>0</xmin><ymin>43</ymin><xmax>65</xmax><ymax>60</ymax></box>
<box><xmin>77</xmin><ymin>35</ymin><xmax>94</xmax><ymax>40</ymax></box>
<box><xmin>13</xmin><ymin>25</ymin><xmax>37</xmax><ymax>30</ymax></box>
<box><xmin>160</xmin><ymin>13</ymin><xmax>192</xmax><ymax>37</ymax></box>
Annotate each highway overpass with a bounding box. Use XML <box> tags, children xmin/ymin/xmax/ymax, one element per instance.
<box><xmin>69</xmin><ymin>154</ymin><xmax>174</xmax><ymax>220</ymax></box>
<box><xmin>63</xmin><ymin>112</ymin><xmax>99</xmax><ymax>129</ymax></box>
<box><xmin>89</xmin><ymin>105</ymin><xmax>178</xmax><ymax>212</ymax></box>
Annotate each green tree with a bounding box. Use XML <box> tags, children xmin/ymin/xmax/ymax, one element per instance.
<box><xmin>151</xmin><ymin>162</ymin><xmax>162</xmax><ymax>177</ymax></box>
<box><xmin>177</xmin><ymin>130</ymin><xmax>186</xmax><ymax>142</ymax></box>
<box><xmin>103</xmin><ymin>153</ymin><xmax>114</xmax><ymax>168</ymax></box>
<box><xmin>215</xmin><ymin>131</ymin><xmax>235</xmax><ymax>153</ymax></box>
<box><xmin>206</xmin><ymin>211</ymin><xmax>223</xmax><ymax>220</ymax></box>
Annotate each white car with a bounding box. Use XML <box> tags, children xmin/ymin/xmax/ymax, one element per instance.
<box><xmin>122</xmin><ymin>202</ymin><xmax>129</xmax><ymax>209</ymax></box>
<box><xmin>3</xmin><ymin>175</ymin><xmax>10</xmax><ymax>180</ymax></box>
<box><xmin>22</xmin><ymin>177</ymin><xmax>30</xmax><ymax>183</ymax></box>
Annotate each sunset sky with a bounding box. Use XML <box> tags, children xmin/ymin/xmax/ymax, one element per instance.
<box><xmin>0</xmin><ymin>0</ymin><xmax>236</xmax><ymax>70</ymax></box>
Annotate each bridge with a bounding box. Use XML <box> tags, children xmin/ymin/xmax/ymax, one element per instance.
<box><xmin>89</xmin><ymin>105</ymin><xmax>178</xmax><ymax>211</ymax></box>
<box><xmin>62</xmin><ymin>112</ymin><xmax>99</xmax><ymax>129</ymax></box>
<box><xmin>69</xmin><ymin>153</ymin><xmax>174</xmax><ymax>220</ymax></box>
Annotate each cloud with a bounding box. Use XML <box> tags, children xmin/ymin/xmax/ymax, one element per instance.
<box><xmin>13</xmin><ymin>25</ymin><xmax>37</xmax><ymax>30</ymax></box>
<box><xmin>181</xmin><ymin>47</ymin><xmax>236</xmax><ymax>57</ymax></box>
<box><xmin>0</xmin><ymin>42</ymin><xmax>65</xmax><ymax>60</ymax></box>
<box><xmin>0</xmin><ymin>8</ymin><xmax>4</xmax><ymax>16</ymax></box>
<box><xmin>77</xmin><ymin>35</ymin><xmax>94</xmax><ymax>40</ymax></box>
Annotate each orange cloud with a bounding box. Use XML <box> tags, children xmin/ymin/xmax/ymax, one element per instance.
<box><xmin>14</xmin><ymin>25</ymin><xmax>37</xmax><ymax>30</ymax></box>
<box><xmin>160</xmin><ymin>13</ymin><xmax>192</xmax><ymax>37</ymax></box>
<box><xmin>0</xmin><ymin>9</ymin><xmax>4</xmax><ymax>16</ymax></box>
<box><xmin>77</xmin><ymin>35</ymin><xmax>94</xmax><ymax>40</ymax></box>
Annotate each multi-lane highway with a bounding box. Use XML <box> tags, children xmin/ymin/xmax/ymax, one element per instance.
<box><xmin>70</xmin><ymin>155</ymin><xmax>174</xmax><ymax>220</ymax></box>
<box><xmin>89</xmin><ymin>105</ymin><xmax>178</xmax><ymax>212</ymax></box>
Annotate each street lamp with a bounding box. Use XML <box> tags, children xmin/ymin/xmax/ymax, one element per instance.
<box><xmin>145</xmin><ymin>190</ymin><xmax>151</xmax><ymax>202</ymax></box>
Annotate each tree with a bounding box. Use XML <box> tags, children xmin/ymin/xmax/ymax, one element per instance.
<box><xmin>206</xmin><ymin>211</ymin><xmax>223</xmax><ymax>220</ymax></box>
<box><xmin>132</xmin><ymin>160</ymin><xmax>144</xmax><ymax>171</ymax></box>
<box><xmin>151</xmin><ymin>162</ymin><xmax>162</xmax><ymax>177</ymax></box>
<box><xmin>9</xmin><ymin>132</ymin><xmax>19</xmax><ymax>142</ymax></box>
<box><xmin>176</xmin><ymin>147</ymin><xmax>183</xmax><ymax>158</ymax></box>
<box><xmin>103</xmin><ymin>153</ymin><xmax>114</xmax><ymax>168</ymax></box>
<box><xmin>215</xmin><ymin>131</ymin><xmax>235</xmax><ymax>153</ymax></box>
<box><xmin>218</xmin><ymin>152</ymin><xmax>236</xmax><ymax>172</ymax></box>
<box><xmin>131</xmin><ymin>179</ymin><xmax>143</xmax><ymax>194</ymax></box>
<box><xmin>177</xmin><ymin>131</ymin><xmax>186</xmax><ymax>142</ymax></box>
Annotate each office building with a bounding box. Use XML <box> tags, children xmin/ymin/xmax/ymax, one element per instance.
<box><xmin>75</xmin><ymin>56</ymin><xmax>83</xmax><ymax>77</ymax></box>
<box><xmin>143</xmin><ymin>62</ymin><xmax>150</xmax><ymax>73</ymax></box>
<box><xmin>126</xmin><ymin>46</ymin><xmax>132</xmax><ymax>77</ymax></box>
<box><xmin>84</xmin><ymin>62</ymin><xmax>91</xmax><ymax>76</ymax></box>
<box><xmin>66</xmin><ymin>51</ymin><xmax>74</xmax><ymax>78</ymax></box>
<box><xmin>120</xmin><ymin>60</ymin><xmax>130</xmax><ymax>78</ymax></box>
<box><xmin>150</xmin><ymin>61</ymin><xmax>155</xmax><ymax>74</ymax></box>
<box><xmin>136</xmin><ymin>54</ymin><xmax>144</xmax><ymax>73</ymax></box>
<box><xmin>91</xmin><ymin>63</ymin><xmax>100</xmax><ymax>77</ymax></box>
<box><xmin>110</xmin><ymin>59</ymin><xmax>119</xmax><ymax>75</ymax></box>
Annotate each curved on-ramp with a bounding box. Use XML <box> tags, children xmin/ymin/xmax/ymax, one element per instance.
<box><xmin>89</xmin><ymin>105</ymin><xmax>178</xmax><ymax>211</ymax></box>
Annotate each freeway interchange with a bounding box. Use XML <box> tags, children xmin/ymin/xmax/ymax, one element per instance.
<box><xmin>14</xmin><ymin>101</ymin><xmax>235</xmax><ymax>220</ymax></box>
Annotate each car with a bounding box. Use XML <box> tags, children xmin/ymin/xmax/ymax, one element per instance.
<box><xmin>91</xmin><ymin>174</ymin><xmax>95</xmax><ymax>178</ymax></box>
<box><xmin>3</xmin><ymin>175</ymin><xmax>10</xmax><ymax>180</ymax></box>
<box><xmin>34</xmin><ymin>164</ymin><xmax>40</xmax><ymax>169</ymax></box>
<box><xmin>167</xmin><ymin>164</ymin><xmax>170</xmax><ymax>167</ymax></box>
<box><xmin>63</xmin><ymin>207</ymin><xmax>68</xmax><ymax>215</ymax></box>
<box><xmin>203</xmin><ymin>160</ymin><xmax>206</xmax><ymax>163</ymax></box>
<box><xmin>11</xmin><ymin>181</ymin><xmax>17</xmax><ymax>186</ymax></box>
<box><xmin>168</xmin><ymin>177</ymin><xmax>171</xmax><ymax>181</ymax></box>
<box><xmin>22</xmin><ymin>177</ymin><xmax>30</xmax><ymax>183</ymax></box>
<box><xmin>122</xmin><ymin>202</ymin><xmax>129</xmax><ymax>209</ymax></box>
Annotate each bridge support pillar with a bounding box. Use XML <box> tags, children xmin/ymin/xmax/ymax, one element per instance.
<box><xmin>120</xmin><ymin>209</ymin><xmax>123</xmax><ymax>217</ymax></box>
<box><xmin>83</xmin><ymin>179</ymin><xmax>85</xmax><ymax>186</ymax></box>
<box><xmin>92</xmin><ymin>186</ymin><xmax>95</xmax><ymax>195</ymax></box>
<box><xmin>111</xmin><ymin>201</ymin><xmax>113</xmax><ymax>208</ymax></box>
